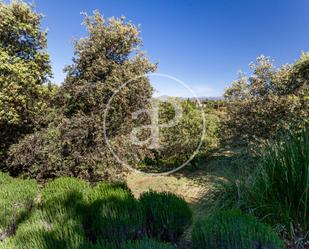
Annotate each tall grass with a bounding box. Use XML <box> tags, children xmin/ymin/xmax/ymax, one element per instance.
<box><xmin>192</xmin><ymin>209</ymin><xmax>283</xmax><ymax>249</ymax></box>
<box><xmin>214</xmin><ymin>129</ymin><xmax>309</xmax><ymax>234</ymax></box>
<box><xmin>254</xmin><ymin>129</ymin><xmax>309</xmax><ymax>232</ymax></box>
<box><xmin>11</xmin><ymin>177</ymin><xmax>93</xmax><ymax>249</ymax></box>
<box><xmin>0</xmin><ymin>173</ymin><xmax>37</xmax><ymax>236</ymax></box>
<box><xmin>11</xmin><ymin>211</ymin><xmax>87</xmax><ymax>249</ymax></box>
<box><xmin>41</xmin><ymin>177</ymin><xmax>90</xmax><ymax>224</ymax></box>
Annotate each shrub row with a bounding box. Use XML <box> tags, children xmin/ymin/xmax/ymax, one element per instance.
<box><xmin>0</xmin><ymin>176</ymin><xmax>190</xmax><ymax>248</ymax></box>
<box><xmin>0</xmin><ymin>175</ymin><xmax>285</xmax><ymax>249</ymax></box>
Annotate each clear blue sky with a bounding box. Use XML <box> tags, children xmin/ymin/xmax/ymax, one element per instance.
<box><xmin>34</xmin><ymin>0</ymin><xmax>309</xmax><ymax>97</ymax></box>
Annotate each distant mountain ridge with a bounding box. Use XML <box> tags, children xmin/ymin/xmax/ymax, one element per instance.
<box><xmin>155</xmin><ymin>95</ymin><xmax>223</xmax><ymax>101</ymax></box>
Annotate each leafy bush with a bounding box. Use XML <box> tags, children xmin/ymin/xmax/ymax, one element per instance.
<box><xmin>157</xmin><ymin>99</ymin><xmax>204</xmax><ymax>166</ymax></box>
<box><xmin>7</xmin><ymin>10</ymin><xmax>156</xmax><ymax>181</ymax></box>
<box><xmin>7</xmin><ymin>114</ymin><xmax>120</xmax><ymax>182</ymax></box>
<box><xmin>214</xmin><ymin>130</ymin><xmax>309</xmax><ymax>235</ymax></box>
<box><xmin>0</xmin><ymin>0</ymin><xmax>53</xmax><ymax>169</ymax></box>
<box><xmin>224</xmin><ymin>54</ymin><xmax>309</xmax><ymax>144</ymax></box>
<box><xmin>192</xmin><ymin>209</ymin><xmax>283</xmax><ymax>249</ymax></box>
<box><xmin>0</xmin><ymin>173</ymin><xmax>37</xmax><ymax>237</ymax></box>
<box><xmin>139</xmin><ymin>191</ymin><xmax>192</xmax><ymax>242</ymax></box>
<box><xmin>143</xmin><ymin>99</ymin><xmax>221</xmax><ymax>171</ymax></box>
<box><xmin>84</xmin><ymin>182</ymin><xmax>146</xmax><ymax>244</ymax></box>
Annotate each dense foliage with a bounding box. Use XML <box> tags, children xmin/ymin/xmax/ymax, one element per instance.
<box><xmin>0</xmin><ymin>0</ymin><xmax>53</xmax><ymax>168</ymax></box>
<box><xmin>1</xmin><ymin>1</ymin><xmax>219</xmax><ymax>180</ymax></box>
<box><xmin>0</xmin><ymin>176</ymin><xmax>189</xmax><ymax>249</ymax></box>
<box><xmin>140</xmin><ymin>191</ymin><xmax>192</xmax><ymax>242</ymax></box>
<box><xmin>157</xmin><ymin>100</ymin><xmax>204</xmax><ymax>166</ymax></box>
<box><xmin>141</xmin><ymin>99</ymin><xmax>220</xmax><ymax>172</ymax></box>
<box><xmin>224</xmin><ymin>54</ymin><xmax>309</xmax><ymax>143</ymax></box>
<box><xmin>192</xmin><ymin>209</ymin><xmax>283</xmax><ymax>249</ymax></box>
<box><xmin>0</xmin><ymin>1</ymin><xmax>307</xmax><ymax>248</ymax></box>
<box><xmin>214</xmin><ymin>130</ymin><xmax>309</xmax><ymax>236</ymax></box>
<box><xmin>7</xmin><ymin>10</ymin><xmax>156</xmax><ymax>181</ymax></box>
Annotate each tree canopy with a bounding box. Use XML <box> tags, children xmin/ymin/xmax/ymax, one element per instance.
<box><xmin>8</xmin><ymin>11</ymin><xmax>156</xmax><ymax>181</ymax></box>
<box><xmin>224</xmin><ymin>54</ymin><xmax>309</xmax><ymax>143</ymax></box>
<box><xmin>0</xmin><ymin>0</ymin><xmax>52</xmax><ymax>167</ymax></box>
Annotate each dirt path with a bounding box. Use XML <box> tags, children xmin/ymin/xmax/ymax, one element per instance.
<box><xmin>127</xmin><ymin>172</ymin><xmax>206</xmax><ymax>203</ymax></box>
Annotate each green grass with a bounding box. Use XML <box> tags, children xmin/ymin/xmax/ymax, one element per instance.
<box><xmin>41</xmin><ymin>177</ymin><xmax>91</xmax><ymax>225</ymax></box>
<box><xmin>0</xmin><ymin>177</ymin><xmax>147</xmax><ymax>249</ymax></box>
<box><xmin>214</xmin><ymin>130</ymin><xmax>309</xmax><ymax>235</ymax></box>
<box><xmin>85</xmin><ymin>182</ymin><xmax>146</xmax><ymax>244</ymax></box>
<box><xmin>0</xmin><ymin>173</ymin><xmax>37</xmax><ymax>235</ymax></box>
<box><xmin>8</xmin><ymin>178</ymin><xmax>92</xmax><ymax>249</ymax></box>
<box><xmin>9</xmin><ymin>210</ymin><xmax>87</xmax><ymax>249</ymax></box>
<box><xmin>192</xmin><ymin>209</ymin><xmax>283</xmax><ymax>249</ymax></box>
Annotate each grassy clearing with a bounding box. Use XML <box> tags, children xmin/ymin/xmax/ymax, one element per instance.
<box><xmin>127</xmin><ymin>147</ymin><xmax>256</xmax><ymax>248</ymax></box>
<box><xmin>127</xmin><ymin>147</ymin><xmax>252</xmax><ymax>220</ymax></box>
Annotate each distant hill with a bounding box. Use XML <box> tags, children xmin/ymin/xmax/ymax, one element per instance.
<box><xmin>194</xmin><ymin>96</ymin><xmax>224</xmax><ymax>101</ymax></box>
<box><xmin>155</xmin><ymin>95</ymin><xmax>224</xmax><ymax>101</ymax></box>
